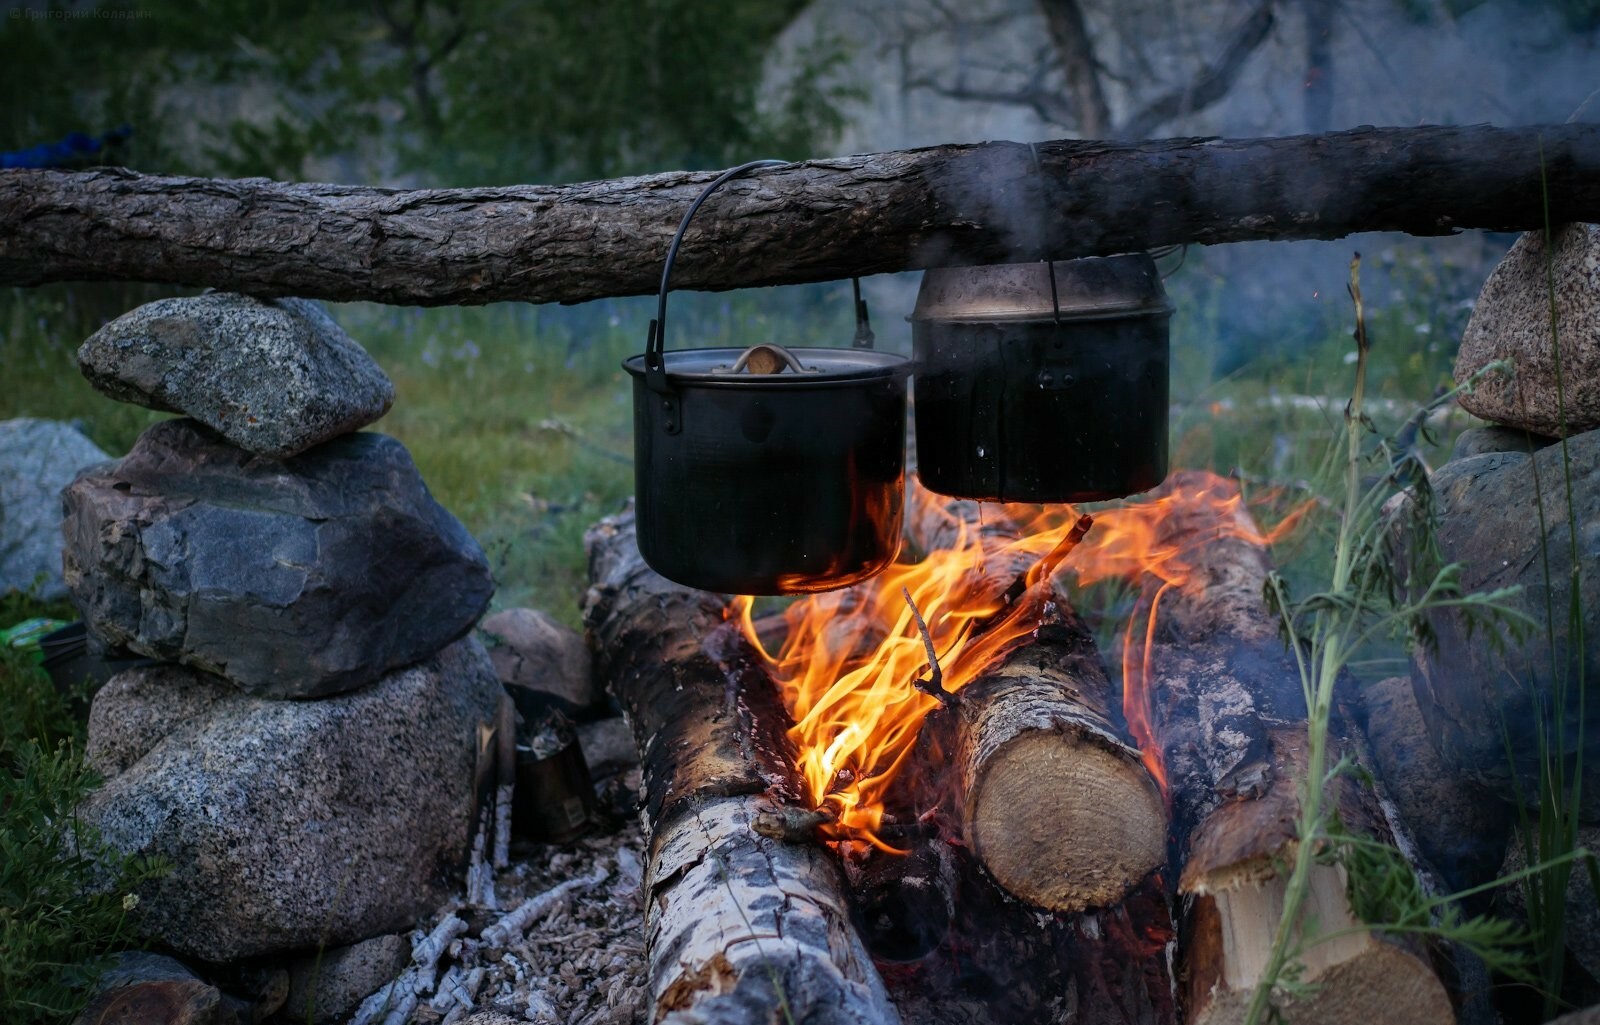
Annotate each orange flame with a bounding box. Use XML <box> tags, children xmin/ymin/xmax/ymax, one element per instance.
<box><xmin>735</xmin><ymin>470</ymin><xmax>1310</xmax><ymax>853</ymax></box>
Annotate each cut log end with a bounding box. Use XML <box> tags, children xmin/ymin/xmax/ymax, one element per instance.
<box><xmin>968</xmin><ymin>728</ymin><xmax>1166</xmax><ymax>912</ymax></box>
<box><xmin>1185</xmin><ymin>864</ymin><xmax>1453</xmax><ymax>1025</ymax></box>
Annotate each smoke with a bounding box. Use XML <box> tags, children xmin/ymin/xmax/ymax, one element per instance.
<box><xmin>759</xmin><ymin>0</ymin><xmax>1598</xmax><ymax>384</ymax></box>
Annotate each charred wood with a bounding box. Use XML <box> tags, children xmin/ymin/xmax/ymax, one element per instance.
<box><xmin>1133</xmin><ymin>473</ymin><xmax>1452</xmax><ymax>1024</ymax></box>
<box><xmin>4</xmin><ymin>125</ymin><xmax>1599</xmax><ymax>306</ymax></box>
<box><xmin>581</xmin><ymin>508</ymin><xmax>899</xmax><ymax>1025</ymax></box>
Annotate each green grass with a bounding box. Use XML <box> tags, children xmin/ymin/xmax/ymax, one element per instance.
<box><xmin>0</xmin><ymin>592</ymin><xmax>169</xmax><ymax>1025</ymax></box>
<box><xmin>1</xmin><ymin>262</ymin><xmax>1474</xmax><ymax>626</ymax></box>
<box><xmin>0</xmin><ymin>280</ymin><xmax>872</xmax><ymax>625</ymax></box>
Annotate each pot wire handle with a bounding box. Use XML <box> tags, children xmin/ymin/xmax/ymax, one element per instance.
<box><xmin>645</xmin><ymin>158</ymin><xmax>786</xmax><ymax>398</ymax></box>
<box><xmin>1028</xmin><ymin>142</ymin><xmax>1064</xmax><ymax>327</ymax></box>
<box><xmin>851</xmin><ymin>277</ymin><xmax>877</xmax><ymax>349</ymax></box>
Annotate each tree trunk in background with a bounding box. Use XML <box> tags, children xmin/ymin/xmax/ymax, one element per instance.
<box><xmin>1037</xmin><ymin>0</ymin><xmax>1113</xmax><ymax>138</ymax></box>
<box><xmin>1303</xmin><ymin>0</ymin><xmax>1336</xmax><ymax>133</ymax></box>
<box><xmin>2</xmin><ymin>124</ymin><xmax>1598</xmax><ymax>307</ymax></box>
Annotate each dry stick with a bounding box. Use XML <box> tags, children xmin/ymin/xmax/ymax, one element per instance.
<box><xmin>479</xmin><ymin>864</ymin><xmax>610</xmax><ymax>947</ymax></box>
<box><xmin>904</xmin><ymin>498</ymin><xmax>1163</xmax><ymax>912</ymax></box>
<box><xmin>901</xmin><ymin>586</ymin><xmax>951</xmax><ymax>706</ymax></box>
<box><xmin>1129</xmin><ymin>472</ymin><xmax>1453</xmax><ymax>1025</ymax></box>
<box><xmin>582</xmin><ymin>508</ymin><xmax>899</xmax><ymax>1025</ymax></box>
<box><xmin>492</xmin><ymin>693</ymin><xmax>515</xmax><ymax>869</ymax></box>
<box><xmin>4</xmin><ymin>125</ymin><xmax>1600</xmax><ymax>305</ymax></box>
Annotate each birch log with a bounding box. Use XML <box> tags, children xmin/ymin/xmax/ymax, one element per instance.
<box><xmin>581</xmin><ymin>508</ymin><xmax>899</xmax><ymax>1025</ymax></box>
<box><xmin>1130</xmin><ymin>472</ymin><xmax>1452</xmax><ymax>1025</ymax></box>
<box><xmin>3</xmin><ymin>124</ymin><xmax>1598</xmax><ymax>306</ymax></box>
<box><xmin>906</xmin><ymin>491</ymin><xmax>1166</xmax><ymax>912</ymax></box>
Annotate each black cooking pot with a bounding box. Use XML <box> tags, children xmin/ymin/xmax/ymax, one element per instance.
<box><xmin>624</xmin><ymin>161</ymin><xmax>911</xmax><ymax>595</ymax></box>
<box><xmin>911</xmin><ymin>255</ymin><xmax>1172</xmax><ymax>503</ymax></box>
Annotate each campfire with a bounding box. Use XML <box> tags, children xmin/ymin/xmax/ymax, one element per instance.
<box><xmin>733</xmin><ymin>473</ymin><xmax>1312</xmax><ymax>857</ymax></box>
<box><xmin>584</xmin><ymin>468</ymin><xmax>1452</xmax><ymax>1025</ymax></box>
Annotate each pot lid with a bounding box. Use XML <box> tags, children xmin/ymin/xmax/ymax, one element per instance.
<box><xmin>911</xmin><ymin>253</ymin><xmax>1172</xmax><ymax>323</ymax></box>
<box><xmin>624</xmin><ymin>346</ymin><xmax>909</xmax><ymax>387</ymax></box>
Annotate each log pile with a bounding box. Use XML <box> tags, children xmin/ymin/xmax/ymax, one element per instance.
<box><xmin>578</xmin><ymin>472</ymin><xmax>1485</xmax><ymax>1024</ymax></box>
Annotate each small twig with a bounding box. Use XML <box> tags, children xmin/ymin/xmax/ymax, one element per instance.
<box><xmin>1017</xmin><ymin>513</ymin><xmax>1094</xmax><ymax>598</ymax></box>
<box><xmin>751</xmin><ymin>806</ymin><xmax>838</xmax><ymax>843</ymax></box>
<box><xmin>902</xmin><ymin>586</ymin><xmax>952</xmax><ymax>706</ymax></box>
<box><xmin>479</xmin><ymin>865</ymin><xmax>609</xmax><ymax>948</ymax></box>
<box><xmin>413</xmin><ymin>912</ymin><xmax>468</xmax><ymax>968</ymax></box>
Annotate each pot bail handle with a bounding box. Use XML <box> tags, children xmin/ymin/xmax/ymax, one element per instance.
<box><xmin>645</xmin><ymin>158</ymin><xmax>787</xmax><ymax>400</ymax></box>
<box><xmin>850</xmin><ymin>277</ymin><xmax>877</xmax><ymax>349</ymax></box>
<box><xmin>1029</xmin><ymin>141</ymin><xmax>1064</xmax><ymax>328</ymax></box>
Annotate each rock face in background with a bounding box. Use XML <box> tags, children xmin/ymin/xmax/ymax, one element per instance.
<box><xmin>82</xmin><ymin>638</ymin><xmax>503</xmax><ymax>963</ymax></box>
<box><xmin>0</xmin><ymin>418</ymin><xmax>108</xmax><ymax>600</ymax></box>
<box><xmin>478</xmin><ymin>607</ymin><xmax>598</xmax><ymax>718</ymax></box>
<box><xmin>78</xmin><ymin>293</ymin><xmax>393</xmax><ymax>459</ymax></box>
<box><xmin>62</xmin><ymin>419</ymin><xmax>494</xmax><ymax>698</ymax></box>
<box><xmin>1455</xmin><ymin>224</ymin><xmax>1600</xmax><ymax>437</ymax></box>
<box><xmin>1410</xmin><ymin>428</ymin><xmax>1600</xmax><ymax>817</ymax></box>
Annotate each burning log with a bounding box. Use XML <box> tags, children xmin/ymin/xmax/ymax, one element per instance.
<box><xmin>1126</xmin><ymin>472</ymin><xmax>1453</xmax><ymax>1025</ymax></box>
<box><xmin>581</xmin><ymin>508</ymin><xmax>899</xmax><ymax>1025</ymax></box>
<box><xmin>943</xmin><ymin>615</ymin><xmax>1166</xmax><ymax>912</ymax></box>
<box><xmin>4</xmin><ymin>124</ymin><xmax>1599</xmax><ymax>306</ymax></box>
<box><xmin>906</xmin><ymin>493</ymin><xmax>1166</xmax><ymax>912</ymax></box>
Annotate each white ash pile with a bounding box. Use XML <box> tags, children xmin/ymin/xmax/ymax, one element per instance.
<box><xmin>337</xmin><ymin>825</ymin><xmax>649</xmax><ymax>1025</ymax></box>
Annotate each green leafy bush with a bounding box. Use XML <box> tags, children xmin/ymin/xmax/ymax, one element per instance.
<box><xmin>0</xmin><ymin>615</ymin><xmax>168</xmax><ymax>1025</ymax></box>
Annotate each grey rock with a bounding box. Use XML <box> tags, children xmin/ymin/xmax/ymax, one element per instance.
<box><xmin>82</xmin><ymin>637</ymin><xmax>503</xmax><ymax>962</ymax></box>
<box><xmin>62</xmin><ymin>419</ymin><xmax>494</xmax><ymax>698</ymax></box>
<box><xmin>214</xmin><ymin>964</ymin><xmax>289</xmax><ymax>1023</ymax></box>
<box><xmin>78</xmin><ymin>293</ymin><xmax>393</xmax><ymax>458</ymax></box>
<box><xmin>0</xmin><ymin>418</ymin><xmax>109</xmax><ymax>600</ymax></box>
<box><xmin>479</xmin><ymin>607</ymin><xmax>597</xmax><ymax>717</ymax></box>
<box><xmin>1409</xmin><ymin>429</ymin><xmax>1600</xmax><ymax>815</ymax></box>
<box><xmin>1450</xmin><ymin>424</ymin><xmax>1557</xmax><ymax>460</ymax></box>
<box><xmin>1455</xmin><ymin>224</ymin><xmax>1600</xmax><ymax>437</ymax></box>
<box><xmin>1356</xmin><ymin>677</ymin><xmax>1511</xmax><ymax>892</ymax></box>
<box><xmin>1499</xmin><ymin>821</ymin><xmax>1600</xmax><ymax>985</ymax></box>
<box><xmin>281</xmin><ymin>933</ymin><xmax>409</xmax><ymax>1024</ymax></box>
<box><xmin>577</xmin><ymin>716</ymin><xmax>638</xmax><ymax>781</ymax></box>
<box><xmin>71</xmin><ymin>951</ymin><xmax>235</xmax><ymax>1025</ymax></box>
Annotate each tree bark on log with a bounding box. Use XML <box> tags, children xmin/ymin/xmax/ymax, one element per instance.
<box><xmin>3</xmin><ymin>124</ymin><xmax>1598</xmax><ymax>307</ymax></box>
<box><xmin>906</xmin><ymin>491</ymin><xmax>1166</xmax><ymax>912</ymax></box>
<box><xmin>581</xmin><ymin>508</ymin><xmax>899</xmax><ymax>1025</ymax></box>
<box><xmin>1128</xmin><ymin>473</ymin><xmax>1452</xmax><ymax>1025</ymax></box>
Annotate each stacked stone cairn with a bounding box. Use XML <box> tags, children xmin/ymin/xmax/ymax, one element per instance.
<box><xmin>61</xmin><ymin>293</ymin><xmax>507</xmax><ymax>1020</ymax></box>
<box><xmin>1354</xmin><ymin>225</ymin><xmax>1600</xmax><ymax>995</ymax></box>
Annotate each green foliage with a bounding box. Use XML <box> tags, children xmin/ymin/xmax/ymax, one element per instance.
<box><xmin>0</xmin><ymin>641</ymin><xmax>169</xmax><ymax>1025</ymax></box>
<box><xmin>1243</xmin><ymin>257</ymin><xmax>1540</xmax><ymax>1025</ymax></box>
<box><xmin>1502</xmin><ymin>168</ymin><xmax>1599</xmax><ymax>1019</ymax></box>
<box><xmin>0</xmin><ymin>0</ymin><xmax>856</xmax><ymax>185</ymax></box>
<box><xmin>1323</xmin><ymin>816</ymin><xmax>1536</xmax><ymax>980</ymax></box>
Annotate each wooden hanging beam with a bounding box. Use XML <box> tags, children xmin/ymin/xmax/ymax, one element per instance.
<box><xmin>1</xmin><ymin>123</ymin><xmax>1597</xmax><ymax>307</ymax></box>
